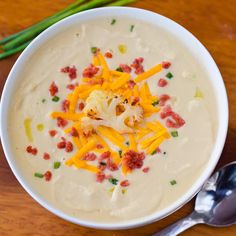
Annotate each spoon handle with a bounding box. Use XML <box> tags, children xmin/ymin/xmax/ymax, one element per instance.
<box><xmin>152</xmin><ymin>211</ymin><xmax>204</xmax><ymax>236</ymax></box>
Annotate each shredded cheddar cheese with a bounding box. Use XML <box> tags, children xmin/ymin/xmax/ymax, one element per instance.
<box><xmin>129</xmin><ymin>134</ymin><xmax>137</xmax><ymax>152</ymax></box>
<box><xmin>97</xmin><ymin>52</ymin><xmax>110</xmax><ymax>81</ymax></box>
<box><xmin>134</xmin><ymin>63</ymin><xmax>162</xmax><ymax>82</ymax></box>
<box><xmin>72</xmin><ymin>137</ymin><xmax>82</xmax><ymax>149</ymax></box>
<box><xmin>73</xmin><ymin>159</ymin><xmax>99</xmax><ymax>173</ymax></box>
<box><xmin>110</xmin><ymin>73</ymin><xmax>130</xmax><ymax>90</ymax></box>
<box><xmin>140</xmin><ymin>130</ymin><xmax>167</xmax><ymax>149</ymax></box>
<box><xmin>92</xmin><ymin>55</ymin><xmax>100</xmax><ymax>66</ymax></box>
<box><xmin>51</xmin><ymin>112</ymin><xmax>84</xmax><ymax>121</ymax></box>
<box><xmin>97</xmin><ymin>126</ymin><xmax>126</xmax><ymax>150</ymax></box>
<box><xmin>67</xmin><ymin>139</ymin><xmax>97</xmax><ymax>164</ymax></box>
<box><xmin>78</xmin><ymin>84</ymin><xmax>101</xmax><ymax>99</ymax></box>
<box><xmin>69</xmin><ymin>86</ymin><xmax>80</xmax><ymax>113</ymax></box>
<box><xmin>133</xmin><ymin>84</ymin><xmax>139</xmax><ymax>97</ymax></box>
<box><xmin>49</xmin><ymin>51</ymin><xmax>179</xmax><ymax>176</ymax></box>
<box><xmin>146</xmin><ymin>136</ymin><xmax>165</xmax><ymax>154</ymax></box>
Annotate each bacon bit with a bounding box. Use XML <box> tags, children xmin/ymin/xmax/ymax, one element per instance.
<box><xmin>160</xmin><ymin>106</ymin><xmax>185</xmax><ymax>128</ymax></box>
<box><xmin>26</xmin><ymin>145</ymin><xmax>38</xmax><ymax>155</ymax></box>
<box><xmin>49</xmin><ymin>82</ymin><xmax>58</xmax><ymax>96</ymax></box>
<box><xmin>105</xmin><ymin>51</ymin><xmax>113</xmax><ymax>58</ymax></box>
<box><xmin>135</xmin><ymin>66</ymin><xmax>144</xmax><ymax>74</ymax></box>
<box><xmin>61</xmin><ymin>99</ymin><xmax>70</xmax><ymax>112</ymax></box>
<box><xmin>57</xmin><ymin>117</ymin><xmax>68</xmax><ymax>128</ymax></box>
<box><xmin>159</xmin><ymin>94</ymin><xmax>170</xmax><ymax>106</ymax></box>
<box><xmin>96</xmin><ymin>172</ymin><xmax>106</xmax><ymax>183</ymax></box>
<box><xmin>65</xmin><ymin>141</ymin><xmax>73</xmax><ymax>152</ymax></box>
<box><xmin>120</xmin><ymin>180</ymin><xmax>130</xmax><ymax>187</ymax></box>
<box><xmin>96</xmin><ymin>144</ymin><xmax>104</xmax><ymax>149</ymax></box>
<box><xmin>156</xmin><ymin>147</ymin><xmax>161</xmax><ymax>153</ymax></box>
<box><xmin>43</xmin><ymin>152</ymin><xmax>50</xmax><ymax>160</ymax></box>
<box><xmin>123</xmin><ymin>150</ymin><xmax>145</xmax><ymax>171</ymax></box>
<box><xmin>158</xmin><ymin>78</ymin><xmax>168</xmax><ymax>87</ymax></box>
<box><xmin>131</xmin><ymin>97</ymin><xmax>139</xmax><ymax>106</ymax></box>
<box><xmin>57</xmin><ymin>137</ymin><xmax>66</xmax><ymax>149</ymax></box>
<box><xmin>26</xmin><ymin>145</ymin><xmax>32</xmax><ymax>153</ymax></box>
<box><xmin>82</xmin><ymin>64</ymin><xmax>99</xmax><ymax>78</ymax></box>
<box><xmin>78</xmin><ymin>102</ymin><xmax>85</xmax><ymax>111</ymax></box>
<box><xmin>61</xmin><ymin>137</ymin><xmax>66</xmax><ymax>142</ymax></box>
<box><xmin>61</xmin><ymin>66</ymin><xmax>77</xmax><ymax>80</ymax></box>
<box><xmin>131</xmin><ymin>57</ymin><xmax>144</xmax><ymax>74</ymax></box>
<box><xmin>66</xmin><ymin>84</ymin><xmax>76</xmax><ymax>90</ymax></box>
<box><xmin>120</xmin><ymin>64</ymin><xmax>132</xmax><ymax>73</ymax></box>
<box><xmin>99</xmin><ymin>151</ymin><xmax>111</xmax><ymax>161</ymax></box>
<box><xmin>31</xmin><ymin>148</ymin><xmax>38</xmax><ymax>155</ymax></box>
<box><xmin>70</xmin><ymin>127</ymin><xmax>78</xmax><ymax>137</ymax></box>
<box><xmin>107</xmin><ymin>158</ymin><xmax>118</xmax><ymax>171</ymax></box>
<box><xmin>44</xmin><ymin>171</ymin><xmax>52</xmax><ymax>181</ymax></box>
<box><xmin>128</xmin><ymin>80</ymin><xmax>136</xmax><ymax>89</ymax></box>
<box><xmin>57</xmin><ymin>141</ymin><xmax>66</xmax><ymax>149</ymax></box>
<box><xmin>160</xmin><ymin>105</ymin><xmax>173</xmax><ymax>119</ymax></box>
<box><xmin>61</xmin><ymin>66</ymin><xmax>70</xmax><ymax>73</ymax></box>
<box><xmin>105</xmin><ymin>174</ymin><xmax>113</xmax><ymax>179</ymax></box>
<box><xmin>98</xmin><ymin>163</ymin><xmax>107</xmax><ymax>171</ymax></box>
<box><xmin>162</xmin><ymin>61</ymin><xmax>171</xmax><ymax>69</ymax></box>
<box><xmin>142</xmin><ymin>167</ymin><xmax>150</xmax><ymax>173</ymax></box>
<box><xmin>68</xmin><ymin>66</ymin><xmax>77</xmax><ymax>80</ymax></box>
<box><xmin>49</xmin><ymin>130</ymin><xmax>57</xmax><ymax>137</ymax></box>
<box><xmin>166</xmin><ymin>113</ymin><xmax>185</xmax><ymax>128</ymax></box>
<box><xmin>83</xmin><ymin>153</ymin><xmax>97</xmax><ymax>161</ymax></box>
<box><xmin>132</xmin><ymin>97</ymin><xmax>140</xmax><ymax>106</ymax></box>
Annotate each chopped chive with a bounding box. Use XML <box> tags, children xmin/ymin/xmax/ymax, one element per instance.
<box><xmin>34</xmin><ymin>172</ymin><xmax>44</xmax><ymax>178</ymax></box>
<box><xmin>166</xmin><ymin>72</ymin><xmax>173</xmax><ymax>79</ymax></box>
<box><xmin>170</xmin><ymin>180</ymin><xmax>177</xmax><ymax>185</ymax></box>
<box><xmin>151</xmin><ymin>150</ymin><xmax>157</xmax><ymax>155</ymax></box>
<box><xmin>152</xmin><ymin>100</ymin><xmax>159</xmax><ymax>106</ymax></box>
<box><xmin>42</xmin><ymin>98</ymin><xmax>46</xmax><ymax>103</ymax></box>
<box><xmin>100</xmin><ymin>162</ymin><xmax>107</xmax><ymax>166</ymax></box>
<box><xmin>90</xmin><ymin>46</ymin><xmax>97</xmax><ymax>54</ymax></box>
<box><xmin>109</xmin><ymin>178</ymin><xmax>118</xmax><ymax>185</ymax></box>
<box><xmin>125</xmin><ymin>141</ymin><xmax>129</xmax><ymax>146</ymax></box>
<box><xmin>53</xmin><ymin>161</ymin><xmax>61</xmax><ymax>169</ymax></box>
<box><xmin>116</xmin><ymin>67</ymin><xmax>123</xmax><ymax>72</ymax></box>
<box><xmin>130</xmin><ymin>25</ymin><xmax>135</xmax><ymax>32</ymax></box>
<box><xmin>111</xmin><ymin>19</ymin><xmax>116</xmax><ymax>25</ymax></box>
<box><xmin>171</xmin><ymin>131</ymin><xmax>178</xmax><ymax>137</ymax></box>
<box><xmin>118</xmin><ymin>150</ymin><xmax>122</xmax><ymax>157</ymax></box>
<box><xmin>52</xmin><ymin>96</ymin><xmax>60</xmax><ymax>102</ymax></box>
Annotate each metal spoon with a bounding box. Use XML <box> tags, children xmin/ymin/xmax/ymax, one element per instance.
<box><xmin>153</xmin><ymin>161</ymin><xmax>236</xmax><ymax>236</ymax></box>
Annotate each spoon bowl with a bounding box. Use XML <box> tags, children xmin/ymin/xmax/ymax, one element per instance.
<box><xmin>198</xmin><ymin>161</ymin><xmax>236</xmax><ymax>226</ymax></box>
<box><xmin>154</xmin><ymin>161</ymin><xmax>236</xmax><ymax>235</ymax></box>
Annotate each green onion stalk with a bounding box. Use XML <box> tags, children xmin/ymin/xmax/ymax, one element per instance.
<box><xmin>0</xmin><ymin>0</ymin><xmax>87</xmax><ymax>45</ymax></box>
<box><xmin>0</xmin><ymin>0</ymin><xmax>137</xmax><ymax>59</ymax></box>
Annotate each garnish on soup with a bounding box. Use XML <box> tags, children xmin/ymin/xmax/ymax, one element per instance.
<box><xmin>37</xmin><ymin>50</ymin><xmax>186</xmax><ymax>186</ymax></box>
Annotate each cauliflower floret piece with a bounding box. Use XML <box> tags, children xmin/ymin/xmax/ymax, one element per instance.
<box><xmin>82</xmin><ymin>90</ymin><xmax>143</xmax><ymax>133</ymax></box>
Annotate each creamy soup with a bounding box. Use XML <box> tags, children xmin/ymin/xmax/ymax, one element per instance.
<box><xmin>8</xmin><ymin>17</ymin><xmax>217</xmax><ymax>222</ymax></box>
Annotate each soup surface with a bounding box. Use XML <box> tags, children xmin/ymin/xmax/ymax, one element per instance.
<box><xmin>8</xmin><ymin>17</ymin><xmax>217</xmax><ymax>222</ymax></box>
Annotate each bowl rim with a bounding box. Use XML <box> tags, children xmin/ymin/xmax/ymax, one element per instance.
<box><xmin>0</xmin><ymin>6</ymin><xmax>228</xmax><ymax>230</ymax></box>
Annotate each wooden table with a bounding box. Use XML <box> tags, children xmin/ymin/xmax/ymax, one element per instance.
<box><xmin>0</xmin><ymin>0</ymin><xmax>235</xmax><ymax>235</ymax></box>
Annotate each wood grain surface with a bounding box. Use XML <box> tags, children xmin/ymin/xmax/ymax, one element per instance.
<box><xmin>0</xmin><ymin>0</ymin><xmax>235</xmax><ymax>235</ymax></box>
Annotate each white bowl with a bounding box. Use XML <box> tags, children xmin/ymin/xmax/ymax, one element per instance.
<box><xmin>0</xmin><ymin>7</ymin><xmax>228</xmax><ymax>230</ymax></box>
